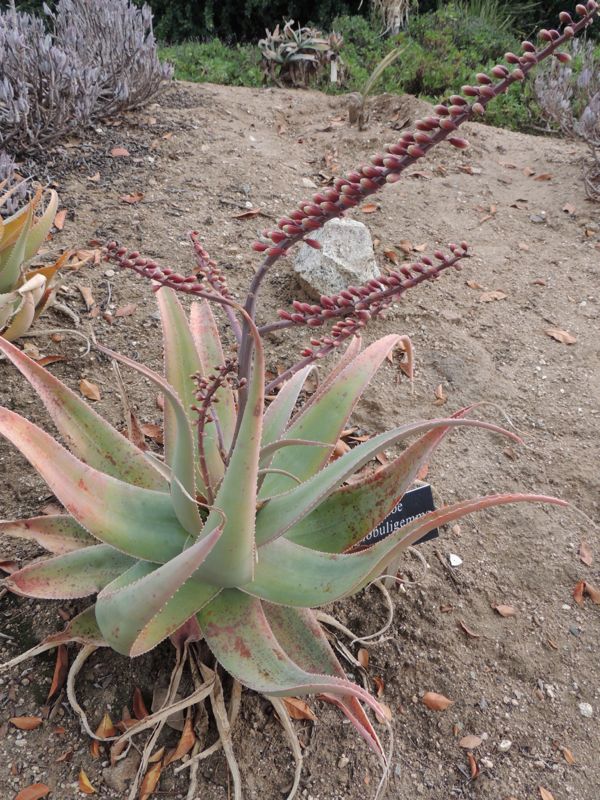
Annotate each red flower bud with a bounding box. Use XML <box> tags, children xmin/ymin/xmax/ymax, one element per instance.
<box><xmin>270</xmin><ymin>230</ymin><xmax>288</xmax><ymax>243</ymax></box>
<box><xmin>559</xmin><ymin>11</ymin><xmax>573</xmax><ymax>23</ymax></box>
<box><xmin>347</xmin><ymin>171</ymin><xmax>362</xmax><ymax>183</ymax></box>
<box><xmin>407</xmin><ymin>144</ymin><xmax>425</xmax><ymax>158</ymax></box>
<box><xmin>303</xmin><ymin>203</ymin><xmax>322</xmax><ymax>217</ymax></box>
<box><xmin>555</xmin><ymin>51</ymin><xmax>572</xmax><ymax>63</ymax></box>
<box><xmin>522</xmin><ymin>40</ymin><xmax>536</xmax><ymax>52</ymax></box>
<box><xmin>439</xmin><ymin>117</ymin><xmax>458</xmax><ymax>131</ymax></box>
<box><xmin>383</xmin><ymin>155</ymin><xmax>403</xmax><ymax>170</ymax></box>
<box><xmin>472</xmin><ymin>102</ymin><xmax>485</xmax><ymax>115</ymax></box>
<box><xmin>301</xmin><ymin>348</ymin><xmax>313</xmax><ymax>357</ymax></box>
<box><xmin>320</xmin><ymin>295</ymin><xmax>335</xmax><ymax>309</ymax></box>
<box><xmin>478</xmin><ymin>85</ymin><xmax>495</xmax><ymax>98</ymax></box>
<box><xmin>307</xmin><ymin>317</ymin><xmax>324</xmax><ymax>327</ymax></box>
<box><xmin>476</xmin><ymin>73</ymin><xmax>492</xmax><ymax>84</ymax></box>
<box><xmin>449</xmin><ymin>95</ymin><xmax>467</xmax><ymax>105</ymax></box>
<box><xmin>564</xmin><ymin>25</ymin><xmax>575</xmax><ymax>37</ymax></box>
<box><xmin>434</xmin><ymin>250</ymin><xmax>445</xmax><ymax>260</ymax></box>
<box><xmin>291</xmin><ymin>313</ymin><xmax>305</xmax><ymax>323</ymax></box>
<box><xmin>549</xmin><ymin>29</ymin><xmax>560</xmax><ymax>40</ymax></box>
<box><xmin>278</xmin><ymin>309</ymin><xmax>293</xmax><ymax>320</ymax></box>
<box><xmin>491</xmin><ymin>65</ymin><xmax>509</xmax><ymax>78</ymax></box>
<box><xmin>538</xmin><ymin>29</ymin><xmax>552</xmax><ymax>41</ymax></box>
<box><xmin>448</xmin><ymin>137</ymin><xmax>469</xmax><ymax>149</ymax></box>
<box><xmin>267</xmin><ymin>247</ymin><xmax>287</xmax><ymax>258</ymax></box>
<box><xmin>587</xmin><ymin>1</ymin><xmax>598</xmax><ymax>11</ymax></box>
<box><xmin>361</xmin><ymin>165</ymin><xmax>381</xmax><ymax>178</ymax></box>
<box><xmin>434</xmin><ymin>104</ymin><xmax>450</xmax><ymax>115</ymax></box>
<box><xmin>505</xmin><ymin>52</ymin><xmax>519</xmax><ymax>64</ymax></box>
<box><xmin>339</xmin><ymin>195</ymin><xmax>358</xmax><ymax>208</ymax></box>
<box><xmin>460</xmin><ymin>241</ymin><xmax>469</xmax><ymax>251</ymax></box>
<box><xmin>323</xmin><ymin>189</ymin><xmax>340</xmax><ymax>202</ymax></box>
<box><xmin>386</xmin><ymin>172</ymin><xmax>402</xmax><ymax>184</ymax></box>
<box><xmin>252</xmin><ymin>241</ymin><xmax>269</xmax><ymax>252</ymax></box>
<box><xmin>575</xmin><ymin>4</ymin><xmax>587</xmax><ymax>15</ymax></box>
<box><xmin>387</xmin><ymin>142</ymin><xmax>407</xmax><ymax>156</ymax></box>
<box><xmin>414</xmin><ymin>131</ymin><xmax>432</xmax><ymax>144</ymax></box>
<box><xmin>511</xmin><ymin>68</ymin><xmax>525</xmax><ymax>81</ymax></box>
<box><xmin>371</xmin><ymin>153</ymin><xmax>385</xmax><ymax>166</ymax></box>
<box><xmin>320</xmin><ymin>201</ymin><xmax>339</xmax><ymax>215</ymax></box>
<box><xmin>302</xmin><ymin>218</ymin><xmax>322</xmax><ymax>231</ymax></box>
<box><xmin>449</xmin><ymin>104</ymin><xmax>465</xmax><ymax>117</ymax></box>
<box><xmin>282</xmin><ymin>224</ymin><xmax>303</xmax><ymax>236</ymax></box>
<box><xmin>462</xmin><ymin>85</ymin><xmax>479</xmax><ymax>96</ymax></box>
<box><xmin>360</xmin><ymin>177</ymin><xmax>378</xmax><ymax>191</ymax></box>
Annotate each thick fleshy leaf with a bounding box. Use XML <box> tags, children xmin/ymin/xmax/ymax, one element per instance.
<box><xmin>158</xmin><ymin>289</ymin><xmax>223</xmax><ymax>492</ymax></box>
<box><xmin>261</xmin><ymin>365</ymin><xmax>314</xmax><ymax>453</ymax></box>
<box><xmin>0</xmin><ymin>199</ymin><xmax>33</xmax><ymax>293</ymax></box>
<box><xmin>0</xmin><ymin>515</ymin><xmax>96</xmax><ymax>554</ymax></box>
<box><xmin>5</xmin><ymin>545</ymin><xmax>135</xmax><ymax>599</ymax></box>
<box><xmin>195</xmin><ymin>320</ymin><xmax>264</xmax><ymax>587</ymax></box>
<box><xmin>0</xmin><ymin>407</ymin><xmax>188</xmax><ymax>562</ymax></box>
<box><xmin>0</xmin><ymin>337</ymin><xmax>165</xmax><ymax>490</ymax></box>
<box><xmin>260</xmin><ymin>335</ymin><xmax>400</xmax><ymax>498</ymax></box>
<box><xmin>190</xmin><ymin>300</ymin><xmax>237</xmax><ymax>450</ymax></box>
<box><xmin>298</xmin><ymin>335</ymin><xmax>362</xmax><ymax>416</ymax></box>
<box><xmin>264</xmin><ymin>604</ymin><xmax>383</xmax><ymax>757</ymax></box>
<box><xmin>198</xmin><ymin>590</ymin><xmax>386</xmax><ymax>721</ymax></box>
<box><xmin>255</xmin><ymin>417</ymin><xmax>519</xmax><ymax>546</ymax></box>
<box><xmin>95</xmin><ymin>341</ymin><xmax>202</xmax><ymax>536</ymax></box>
<box><xmin>286</xmin><ymin>407</ymin><xmax>475</xmax><ymax>552</ymax></box>
<box><xmin>0</xmin><ymin>606</ymin><xmax>105</xmax><ymax>672</ymax></box>
<box><xmin>95</xmin><ymin>520</ymin><xmax>224</xmax><ymax>656</ymax></box>
<box><xmin>247</xmin><ymin>494</ymin><xmax>567</xmax><ymax>607</ymax></box>
<box><xmin>24</xmin><ymin>189</ymin><xmax>59</xmax><ymax>261</ymax></box>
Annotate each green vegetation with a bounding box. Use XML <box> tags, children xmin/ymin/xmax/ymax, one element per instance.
<box><xmin>161</xmin><ymin>4</ymin><xmax>548</xmax><ymax>131</ymax></box>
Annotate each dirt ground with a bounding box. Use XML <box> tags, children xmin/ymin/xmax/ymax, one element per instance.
<box><xmin>0</xmin><ymin>81</ymin><xmax>599</xmax><ymax>800</ymax></box>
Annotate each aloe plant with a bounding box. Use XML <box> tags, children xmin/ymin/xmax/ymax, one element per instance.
<box><xmin>0</xmin><ymin>183</ymin><xmax>64</xmax><ymax>340</ymax></box>
<box><xmin>0</xmin><ymin>4</ymin><xmax>596</xmax><ymax>798</ymax></box>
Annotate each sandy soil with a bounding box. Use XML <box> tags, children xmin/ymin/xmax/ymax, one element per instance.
<box><xmin>0</xmin><ymin>81</ymin><xmax>599</xmax><ymax>800</ymax></box>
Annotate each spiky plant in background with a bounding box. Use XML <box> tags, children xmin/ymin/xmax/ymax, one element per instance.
<box><xmin>0</xmin><ymin>4</ymin><xmax>597</xmax><ymax>799</ymax></box>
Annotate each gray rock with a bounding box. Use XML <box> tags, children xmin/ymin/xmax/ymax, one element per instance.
<box><xmin>293</xmin><ymin>218</ymin><xmax>380</xmax><ymax>299</ymax></box>
<box><xmin>102</xmin><ymin>751</ymin><xmax>141</xmax><ymax>793</ymax></box>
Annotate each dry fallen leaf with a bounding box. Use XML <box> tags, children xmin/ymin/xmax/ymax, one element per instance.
<box><xmin>360</xmin><ymin>202</ymin><xmax>378</xmax><ymax>214</ymax></box>
<box><xmin>383</xmin><ymin>249</ymin><xmax>400</xmax><ymax>265</ymax></box>
<box><xmin>373</xmin><ymin>676</ymin><xmax>385</xmax><ymax>697</ymax></box>
<box><xmin>115</xmin><ymin>303</ymin><xmax>137</xmax><ymax>318</ymax></box>
<box><xmin>330</xmin><ymin>438</ymin><xmax>351</xmax><ymax>461</ymax></box>
<box><xmin>357</xmin><ymin>648</ymin><xmax>369</xmax><ymax>669</ymax></box>
<box><xmin>579</xmin><ymin>541</ymin><xmax>593</xmax><ymax>567</ymax></box>
<box><xmin>459</xmin><ymin>734</ymin><xmax>483</xmax><ymax>749</ymax></box>
<box><xmin>164</xmin><ymin>716</ymin><xmax>196</xmax><ymax>766</ymax></box>
<box><xmin>140</xmin><ymin>423</ymin><xmax>164</xmax><ymax>444</ymax></box>
<box><xmin>561</xmin><ymin>746</ymin><xmax>576</xmax><ymax>765</ymax></box>
<box><xmin>282</xmin><ymin>697</ymin><xmax>317</xmax><ymax>721</ymax></box>
<box><xmin>562</xmin><ymin>203</ymin><xmax>576</xmax><ymax>215</ymax></box>
<box><xmin>37</xmin><ymin>355</ymin><xmax>67</xmax><ymax>368</ymax></box>
<box><xmin>479</xmin><ymin>290</ymin><xmax>507</xmax><ymax>302</ymax></box>
<box><xmin>10</xmin><ymin>716</ymin><xmax>43</xmax><ymax>731</ymax></box>
<box><xmin>534</xmin><ymin>173</ymin><xmax>553</xmax><ymax>181</ymax></box>
<box><xmin>111</xmin><ymin>146</ymin><xmax>130</xmax><ymax>157</ymax></box>
<box><xmin>80</xmin><ymin>379</ymin><xmax>101</xmax><ymax>401</ymax></box>
<box><xmin>78</xmin><ymin>769</ymin><xmax>96</xmax><ymax>794</ymax></box>
<box><xmin>539</xmin><ymin>787</ymin><xmax>556</xmax><ymax>800</ymax></box>
<box><xmin>467</xmin><ymin>751</ymin><xmax>479</xmax><ymax>779</ymax></box>
<box><xmin>120</xmin><ymin>191</ymin><xmax>144</xmax><ymax>205</ymax></box>
<box><xmin>584</xmin><ymin>581</ymin><xmax>600</xmax><ymax>604</ymax></box>
<box><xmin>458</xmin><ymin>620</ymin><xmax>480</xmax><ymax>639</ymax></box>
<box><xmin>15</xmin><ymin>784</ymin><xmax>51</xmax><ymax>800</ymax></box>
<box><xmin>55</xmin><ymin>749</ymin><xmax>73</xmax><ymax>762</ymax></box>
<box><xmin>133</xmin><ymin>687</ymin><xmax>150</xmax><ymax>720</ymax></box>
<box><xmin>545</xmin><ymin>328</ymin><xmax>577</xmax><ymax>345</ymax></box>
<box><xmin>422</xmin><ymin>692</ymin><xmax>454</xmax><ymax>711</ymax></box>
<box><xmin>518</xmin><ymin>241</ymin><xmax>530</xmax><ymax>251</ymax></box>
<box><xmin>87</xmin><ymin>172</ymin><xmax>101</xmax><ymax>183</ymax></box>
<box><xmin>466</xmin><ymin>280</ymin><xmax>484</xmax><ymax>290</ymax></box>
<box><xmin>374</xmin><ymin>702</ymin><xmax>392</xmax><ymax>724</ymax></box>
<box><xmin>397</xmin><ymin>239</ymin><xmax>412</xmax><ymax>254</ymax></box>
<box><xmin>573</xmin><ymin>579</ymin><xmax>586</xmax><ymax>607</ymax></box>
<box><xmin>91</xmin><ymin>712</ymin><xmax>117</xmax><ymax>759</ymax></box>
<box><xmin>433</xmin><ymin>384</ymin><xmax>447</xmax><ymax>406</ymax></box>
<box><xmin>523</xmin><ymin>166</ymin><xmax>536</xmax><ymax>176</ymax></box>
<box><xmin>53</xmin><ymin>208</ymin><xmax>67</xmax><ymax>231</ymax></box>
<box><xmin>493</xmin><ymin>604</ymin><xmax>517</xmax><ymax>618</ymax></box>
<box><xmin>232</xmin><ymin>208</ymin><xmax>262</xmax><ymax>219</ymax></box>
<box><xmin>47</xmin><ymin>644</ymin><xmax>68</xmax><ymax>700</ymax></box>
<box><xmin>77</xmin><ymin>284</ymin><xmax>95</xmax><ymax>311</ymax></box>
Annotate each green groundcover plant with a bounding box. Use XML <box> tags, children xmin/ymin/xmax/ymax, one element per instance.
<box><xmin>0</xmin><ymin>4</ymin><xmax>596</xmax><ymax>798</ymax></box>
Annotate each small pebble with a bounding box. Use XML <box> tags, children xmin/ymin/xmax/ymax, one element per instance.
<box><xmin>530</xmin><ymin>212</ymin><xmax>547</xmax><ymax>224</ymax></box>
<box><xmin>104</xmin><ymin>269</ymin><xmax>115</xmax><ymax>277</ymax></box>
<box><xmin>337</xmin><ymin>755</ymin><xmax>349</xmax><ymax>769</ymax></box>
<box><xmin>569</xmin><ymin>625</ymin><xmax>581</xmax><ymax>637</ymax></box>
<box><xmin>481</xmin><ymin>758</ymin><xmax>494</xmax><ymax>769</ymax></box>
<box><xmin>498</xmin><ymin>739</ymin><xmax>512</xmax><ymax>752</ymax></box>
<box><xmin>448</xmin><ymin>553</ymin><xmax>463</xmax><ymax>567</ymax></box>
<box><xmin>579</xmin><ymin>702</ymin><xmax>593</xmax><ymax>718</ymax></box>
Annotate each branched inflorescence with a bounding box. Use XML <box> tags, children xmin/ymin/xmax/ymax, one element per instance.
<box><xmin>251</xmin><ymin>2</ymin><xmax>598</xmax><ymax>260</ymax></box>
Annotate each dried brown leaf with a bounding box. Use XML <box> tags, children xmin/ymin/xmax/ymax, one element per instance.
<box><xmin>383</xmin><ymin>249</ymin><xmax>399</xmax><ymax>265</ymax></box>
<box><xmin>47</xmin><ymin>644</ymin><xmax>68</xmax><ymax>700</ymax></box>
<box><xmin>10</xmin><ymin>716</ymin><xmax>43</xmax><ymax>730</ymax></box>
<box><xmin>115</xmin><ymin>303</ymin><xmax>137</xmax><ymax>318</ymax></box>
<box><xmin>397</xmin><ymin>239</ymin><xmax>412</xmax><ymax>254</ymax></box>
<box><xmin>373</xmin><ymin>676</ymin><xmax>385</xmax><ymax>697</ymax></box>
<box><xmin>539</xmin><ymin>787</ymin><xmax>555</xmax><ymax>800</ymax></box>
<box><xmin>79</xmin><ymin>379</ymin><xmax>101</xmax><ymax>401</ymax></box>
<box><xmin>55</xmin><ymin>749</ymin><xmax>73</xmax><ymax>763</ymax></box>
<box><xmin>479</xmin><ymin>290</ymin><xmax>507</xmax><ymax>302</ymax></box>
<box><xmin>467</xmin><ymin>751</ymin><xmax>479</xmax><ymax>779</ymax></box>
<box><xmin>357</xmin><ymin>648</ymin><xmax>369</xmax><ymax>669</ymax></box>
<box><xmin>562</xmin><ymin>203</ymin><xmax>576</xmax><ymax>215</ymax></box>
<box><xmin>518</xmin><ymin>241</ymin><xmax>530</xmax><ymax>251</ymax></box>
<box><xmin>493</xmin><ymin>604</ymin><xmax>517</xmax><ymax>618</ymax></box>
<box><xmin>578</xmin><ymin>541</ymin><xmax>593</xmax><ymax>566</ymax></box>
<box><xmin>459</xmin><ymin>734</ymin><xmax>483</xmax><ymax>749</ymax></box>
<box><xmin>140</xmin><ymin>423</ymin><xmax>164</xmax><ymax>444</ymax></box>
<box><xmin>466</xmin><ymin>280</ymin><xmax>484</xmax><ymax>290</ymax></box>
<box><xmin>78</xmin><ymin>769</ymin><xmax>96</xmax><ymax>794</ymax></box>
<box><xmin>545</xmin><ymin>328</ymin><xmax>576</xmax><ymax>345</ymax></box>
<box><xmin>422</xmin><ymin>692</ymin><xmax>454</xmax><ymax>711</ymax></box>
<box><xmin>87</xmin><ymin>172</ymin><xmax>101</xmax><ymax>182</ymax></box>
<box><xmin>457</xmin><ymin>620</ymin><xmax>480</xmax><ymax>639</ymax></box>
<box><xmin>534</xmin><ymin>173</ymin><xmax>553</xmax><ymax>181</ymax></box>
<box><xmin>77</xmin><ymin>284</ymin><xmax>95</xmax><ymax>310</ymax></box>
<box><xmin>360</xmin><ymin>202</ymin><xmax>378</xmax><ymax>214</ymax></box>
<box><xmin>111</xmin><ymin>146</ymin><xmax>130</xmax><ymax>157</ymax></box>
<box><xmin>523</xmin><ymin>166</ymin><xmax>536</xmax><ymax>176</ymax></box>
<box><xmin>37</xmin><ymin>355</ymin><xmax>66</xmax><ymax>367</ymax></box>
<box><xmin>133</xmin><ymin>687</ymin><xmax>150</xmax><ymax>720</ymax></box>
<box><xmin>53</xmin><ymin>209</ymin><xmax>67</xmax><ymax>231</ymax></box>
<box><xmin>120</xmin><ymin>191</ymin><xmax>144</xmax><ymax>205</ymax></box>
<box><xmin>282</xmin><ymin>697</ymin><xmax>317</xmax><ymax>721</ymax></box>
<box><xmin>164</xmin><ymin>717</ymin><xmax>196</xmax><ymax>766</ymax></box>
<box><xmin>433</xmin><ymin>384</ymin><xmax>447</xmax><ymax>406</ymax></box>
<box><xmin>584</xmin><ymin>581</ymin><xmax>600</xmax><ymax>604</ymax></box>
<box><xmin>573</xmin><ymin>579</ymin><xmax>586</xmax><ymax>606</ymax></box>
<box><xmin>561</xmin><ymin>746</ymin><xmax>576</xmax><ymax>765</ymax></box>
<box><xmin>15</xmin><ymin>784</ymin><xmax>51</xmax><ymax>800</ymax></box>
<box><xmin>232</xmin><ymin>208</ymin><xmax>261</xmax><ymax>219</ymax></box>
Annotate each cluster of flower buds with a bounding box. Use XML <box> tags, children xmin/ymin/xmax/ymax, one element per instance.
<box><xmin>264</xmin><ymin>244</ymin><xmax>467</xmax><ymax>368</ymax></box>
<box><xmin>105</xmin><ymin>240</ymin><xmax>218</xmax><ymax>299</ymax></box>
<box><xmin>189</xmin><ymin>231</ymin><xmax>231</xmax><ymax>298</ymax></box>
<box><xmin>251</xmin><ymin>2</ymin><xmax>597</xmax><ymax>262</ymax></box>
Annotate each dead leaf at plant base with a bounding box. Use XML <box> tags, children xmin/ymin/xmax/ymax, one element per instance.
<box><xmin>459</xmin><ymin>734</ymin><xmax>483</xmax><ymax>749</ymax></box>
<box><xmin>545</xmin><ymin>328</ymin><xmax>577</xmax><ymax>345</ymax></box>
<box><xmin>282</xmin><ymin>697</ymin><xmax>317</xmax><ymax>721</ymax></box>
<box><xmin>15</xmin><ymin>784</ymin><xmax>51</xmax><ymax>800</ymax></box>
<box><xmin>422</xmin><ymin>692</ymin><xmax>454</xmax><ymax>711</ymax></box>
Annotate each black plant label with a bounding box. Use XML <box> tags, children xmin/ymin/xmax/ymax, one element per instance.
<box><xmin>358</xmin><ymin>484</ymin><xmax>438</xmax><ymax>548</ymax></box>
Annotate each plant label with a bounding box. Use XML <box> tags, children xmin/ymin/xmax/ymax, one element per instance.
<box><xmin>359</xmin><ymin>484</ymin><xmax>438</xmax><ymax>548</ymax></box>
